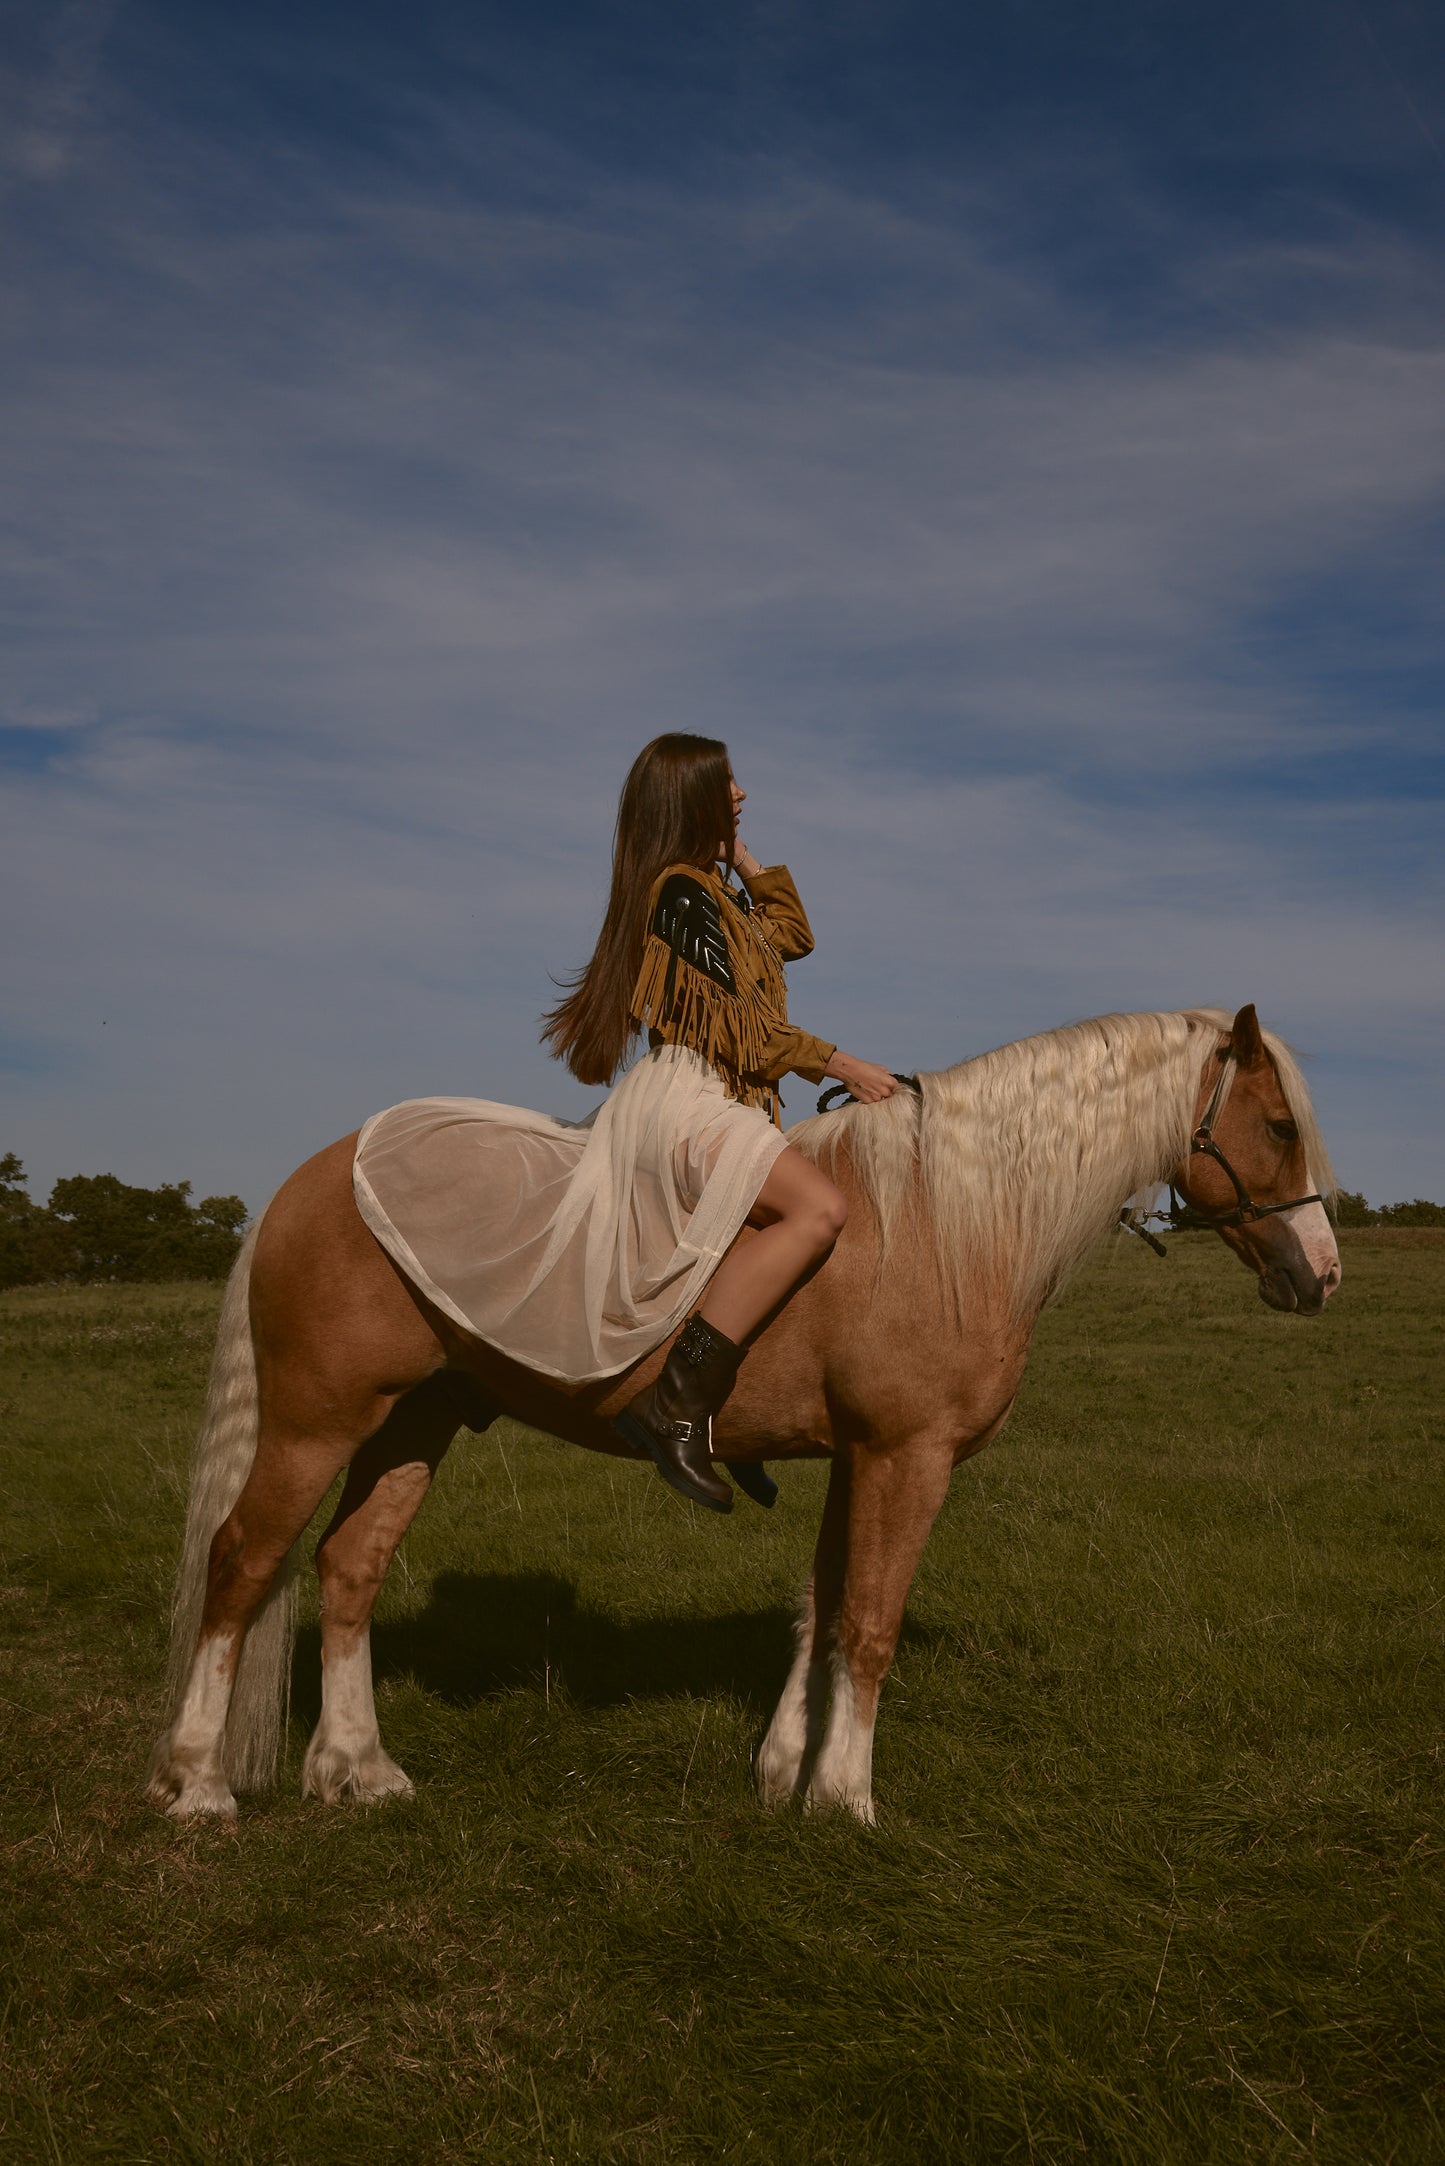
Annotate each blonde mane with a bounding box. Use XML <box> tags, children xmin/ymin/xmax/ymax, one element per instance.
<box><xmin>791</xmin><ymin>1009</ymin><xmax>1335</xmax><ymax>1323</ymax></box>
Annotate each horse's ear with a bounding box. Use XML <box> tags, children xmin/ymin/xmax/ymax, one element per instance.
<box><xmin>1229</xmin><ymin>1002</ymin><xmax>1267</xmax><ymax>1068</ymax></box>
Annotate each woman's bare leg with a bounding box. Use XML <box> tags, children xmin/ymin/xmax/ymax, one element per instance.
<box><xmin>614</xmin><ymin>1147</ymin><xmax>845</xmax><ymax>1511</ymax></box>
<box><xmin>698</xmin><ymin>1146</ymin><xmax>847</xmax><ymax>1345</ymax></box>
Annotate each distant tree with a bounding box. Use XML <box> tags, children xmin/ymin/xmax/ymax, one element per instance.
<box><xmin>1327</xmin><ymin>1191</ymin><xmax>1445</xmax><ymax>1231</ymax></box>
<box><xmin>1376</xmin><ymin>1198</ymin><xmax>1445</xmax><ymax>1228</ymax></box>
<box><xmin>47</xmin><ymin>1173</ymin><xmax>249</xmax><ymax>1281</ymax></box>
<box><xmin>0</xmin><ymin>1157</ymin><xmax>249</xmax><ymax>1285</ymax></box>
<box><xmin>0</xmin><ymin>1156</ymin><xmax>73</xmax><ymax>1289</ymax></box>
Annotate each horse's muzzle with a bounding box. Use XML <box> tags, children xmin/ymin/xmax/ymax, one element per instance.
<box><xmin>1257</xmin><ymin>1255</ymin><xmax>1341</xmax><ymax>1316</ymax></box>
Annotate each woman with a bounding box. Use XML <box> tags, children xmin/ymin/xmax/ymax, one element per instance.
<box><xmin>543</xmin><ymin>732</ymin><xmax>899</xmax><ymax>1511</ymax></box>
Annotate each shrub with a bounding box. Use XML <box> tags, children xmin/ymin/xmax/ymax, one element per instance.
<box><xmin>1376</xmin><ymin>1198</ymin><xmax>1445</xmax><ymax>1228</ymax></box>
<box><xmin>0</xmin><ymin>1155</ymin><xmax>248</xmax><ymax>1287</ymax></box>
<box><xmin>1328</xmin><ymin>1190</ymin><xmax>1445</xmax><ymax>1231</ymax></box>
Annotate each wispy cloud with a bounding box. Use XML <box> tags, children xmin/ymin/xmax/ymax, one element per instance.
<box><xmin>5</xmin><ymin>0</ymin><xmax>118</xmax><ymax>183</ymax></box>
<box><xmin>3</xmin><ymin>31</ymin><xmax>1441</xmax><ymax>1207</ymax></box>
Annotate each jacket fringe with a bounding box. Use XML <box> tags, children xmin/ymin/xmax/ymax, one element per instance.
<box><xmin>631</xmin><ymin>924</ymin><xmax>787</xmax><ymax>1117</ymax></box>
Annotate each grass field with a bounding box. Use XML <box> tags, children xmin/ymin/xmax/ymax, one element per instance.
<box><xmin>2</xmin><ymin>1231</ymin><xmax>1443</xmax><ymax>2163</ymax></box>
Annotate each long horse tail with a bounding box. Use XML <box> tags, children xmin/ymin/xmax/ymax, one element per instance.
<box><xmin>161</xmin><ymin>1211</ymin><xmax>299</xmax><ymax>1791</ymax></box>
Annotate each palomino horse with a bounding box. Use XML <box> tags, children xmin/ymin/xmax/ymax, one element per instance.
<box><xmin>147</xmin><ymin>1004</ymin><xmax>1339</xmax><ymax>1823</ymax></box>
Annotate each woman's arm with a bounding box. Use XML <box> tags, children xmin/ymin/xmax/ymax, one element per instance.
<box><xmin>731</xmin><ymin>843</ymin><xmax>898</xmax><ymax>1098</ymax></box>
<box><xmin>729</xmin><ymin>845</ymin><xmax>815</xmax><ymax>962</ymax></box>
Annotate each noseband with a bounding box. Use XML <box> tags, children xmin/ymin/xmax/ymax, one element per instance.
<box><xmin>1119</xmin><ymin>1045</ymin><xmax>1324</xmax><ymax>1254</ymax></box>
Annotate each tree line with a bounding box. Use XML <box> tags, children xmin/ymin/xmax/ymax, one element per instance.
<box><xmin>0</xmin><ymin>1155</ymin><xmax>248</xmax><ymax>1289</ymax></box>
<box><xmin>1330</xmin><ymin>1191</ymin><xmax>1445</xmax><ymax>1228</ymax></box>
<box><xmin>1</xmin><ymin>1153</ymin><xmax>1440</xmax><ymax>1293</ymax></box>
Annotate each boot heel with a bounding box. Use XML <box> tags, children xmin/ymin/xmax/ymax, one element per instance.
<box><xmin>610</xmin><ymin>1413</ymin><xmax>735</xmax><ymax>1513</ymax></box>
<box><xmin>610</xmin><ymin>1410</ymin><xmax>652</xmax><ymax>1461</ymax></box>
<box><xmin>729</xmin><ymin>1462</ymin><xmax>778</xmax><ymax>1509</ymax></box>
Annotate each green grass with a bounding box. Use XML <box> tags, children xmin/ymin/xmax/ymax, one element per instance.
<box><xmin>2</xmin><ymin>1233</ymin><xmax>1443</xmax><ymax>2163</ymax></box>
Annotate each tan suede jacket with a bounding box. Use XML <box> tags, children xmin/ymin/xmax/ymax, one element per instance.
<box><xmin>630</xmin><ymin>861</ymin><xmax>836</xmax><ymax>1118</ymax></box>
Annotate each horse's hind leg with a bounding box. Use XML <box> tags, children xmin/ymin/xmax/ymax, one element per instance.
<box><xmin>302</xmin><ymin>1373</ymin><xmax>490</xmax><ymax>1805</ymax></box>
<box><xmin>756</xmin><ymin>1452</ymin><xmax>851</xmax><ymax>1806</ymax></box>
<box><xmin>148</xmin><ymin>1422</ymin><xmax>366</xmax><ymax>1818</ymax></box>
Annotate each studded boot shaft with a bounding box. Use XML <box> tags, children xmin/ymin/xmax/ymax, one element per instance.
<box><xmin>611</xmin><ymin>1315</ymin><xmax>744</xmax><ymax>1513</ymax></box>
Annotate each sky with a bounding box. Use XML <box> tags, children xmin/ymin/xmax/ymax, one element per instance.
<box><xmin>3</xmin><ymin>0</ymin><xmax>1443</xmax><ymax>1214</ymax></box>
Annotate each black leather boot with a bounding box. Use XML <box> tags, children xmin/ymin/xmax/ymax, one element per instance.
<box><xmin>612</xmin><ymin>1315</ymin><xmax>743</xmax><ymax>1513</ymax></box>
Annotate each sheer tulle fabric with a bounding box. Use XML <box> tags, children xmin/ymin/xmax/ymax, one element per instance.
<box><xmin>352</xmin><ymin>1044</ymin><xmax>789</xmax><ymax>1384</ymax></box>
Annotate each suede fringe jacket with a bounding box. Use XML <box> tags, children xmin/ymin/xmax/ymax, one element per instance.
<box><xmin>630</xmin><ymin>862</ymin><xmax>836</xmax><ymax>1121</ymax></box>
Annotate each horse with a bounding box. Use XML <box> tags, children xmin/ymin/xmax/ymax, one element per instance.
<box><xmin>146</xmin><ymin>1003</ymin><xmax>1340</xmax><ymax>1824</ymax></box>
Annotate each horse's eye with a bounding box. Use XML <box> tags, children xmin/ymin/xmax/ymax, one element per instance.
<box><xmin>1268</xmin><ymin>1119</ymin><xmax>1299</xmax><ymax>1143</ymax></box>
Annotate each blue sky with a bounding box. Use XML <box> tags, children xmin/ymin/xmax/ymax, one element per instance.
<box><xmin>3</xmin><ymin>0</ymin><xmax>1442</xmax><ymax>1211</ymax></box>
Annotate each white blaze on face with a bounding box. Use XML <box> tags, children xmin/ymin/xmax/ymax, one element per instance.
<box><xmin>1280</xmin><ymin>1197</ymin><xmax>1341</xmax><ymax>1297</ymax></box>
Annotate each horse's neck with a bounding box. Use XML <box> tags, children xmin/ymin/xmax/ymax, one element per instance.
<box><xmin>914</xmin><ymin>1029</ymin><xmax>1203</xmax><ymax>1330</ymax></box>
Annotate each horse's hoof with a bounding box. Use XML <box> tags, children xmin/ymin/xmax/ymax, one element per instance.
<box><xmin>145</xmin><ymin>1740</ymin><xmax>239</xmax><ymax>1819</ymax></box>
<box><xmin>805</xmin><ymin>1784</ymin><xmax>876</xmax><ymax>1826</ymax></box>
<box><xmin>145</xmin><ymin>1769</ymin><xmax>238</xmax><ymax>1818</ymax></box>
<box><xmin>302</xmin><ymin>1741</ymin><xmax>415</xmax><ymax>1806</ymax></box>
<box><xmin>754</xmin><ymin>1750</ymin><xmax>804</xmax><ymax>1808</ymax></box>
<box><xmin>347</xmin><ymin>1754</ymin><xmax>415</xmax><ymax>1805</ymax></box>
<box><xmin>166</xmin><ymin>1780</ymin><xmax>239</xmax><ymax>1820</ymax></box>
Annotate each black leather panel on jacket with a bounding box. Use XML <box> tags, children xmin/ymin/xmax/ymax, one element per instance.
<box><xmin>653</xmin><ymin>874</ymin><xmax>736</xmax><ymax>992</ymax></box>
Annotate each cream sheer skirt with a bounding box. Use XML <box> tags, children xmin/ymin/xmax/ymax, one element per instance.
<box><xmin>352</xmin><ymin>1044</ymin><xmax>790</xmax><ymax>1384</ymax></box>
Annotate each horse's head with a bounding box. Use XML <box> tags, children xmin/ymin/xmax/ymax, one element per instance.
<box><xmin>1172</xmin><ymin>1003</ymin><xmax>1341</xmax><ymax>1316</ymax></box>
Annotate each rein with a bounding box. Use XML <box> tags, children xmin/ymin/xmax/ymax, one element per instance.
<box><xmin>1118</xmin><ymin>1046</ymin><xmax>1324</xmax><ymax>1257</ymax></box>
<box><xmin>816</xmin><ymin>1073</ymin><xmax>923</xmax><ymax>1115</ymax></box>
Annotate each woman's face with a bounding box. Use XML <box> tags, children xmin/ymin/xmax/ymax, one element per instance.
<box><xmin>728</xmin><ymin>771</ymin><xmax>746</xmax><ymax>836</ymax></box>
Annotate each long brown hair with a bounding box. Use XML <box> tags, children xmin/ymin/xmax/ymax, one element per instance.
<box><xmin>541</xmin><ymin>733</ymin><xmax>735</xmax><ymax>1084</ymax></box>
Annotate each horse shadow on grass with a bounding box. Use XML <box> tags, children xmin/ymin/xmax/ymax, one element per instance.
<box><xmin>291</xmin><ymin>1571</ymin><xmax>950</xmax><ymax>1733</ymax></box>
<box><xmin>291</xmin><ymin>1571</ymin><xmax>809</xmax><ymax>1730</ymax></box>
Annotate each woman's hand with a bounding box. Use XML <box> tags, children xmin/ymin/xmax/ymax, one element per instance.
<box><xmin>729</xmin><ymin>839</ymin><xmax>764</xmax><ymax>880</ymax></box>
<box><xmin>825</xmin><ymin>1053</ymin><xmax>901</xmax><ymax>1104</ymax></box>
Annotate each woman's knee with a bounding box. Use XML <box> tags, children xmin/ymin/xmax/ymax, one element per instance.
<box><xmin>808</xmin><ymin>1181</ymin><xmax>848</xmax><ymax>1253</ymax></box>
<box><xmin>757</xmin><ymin>1150</ymin><xmax>848</xmax><ymax>1251</ymax></box>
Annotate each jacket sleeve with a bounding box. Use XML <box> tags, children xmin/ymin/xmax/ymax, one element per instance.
<box><xmin>756</xmin><ymin>1021</ymin><xmax>837</xmax><ymax>1086</ymax></box>
<box><xmin>737</xmin><ymin>865</ymin><xmax>815</xmax><ymax>962</ymax></box>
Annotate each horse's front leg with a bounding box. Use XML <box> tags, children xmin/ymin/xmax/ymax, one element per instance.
<box><xmin>302</xmin><ymin>1375</ymin><xmax>482</xmax><ymax>1805</ymax></box>
<box><xmin>809</xmin><ymin>1439</ymin><xmax>954</xmax><ymax>1823</ymax></box>
<box><xmin>756</xmin><ymin>1451</ymin><xmax>850</xmax><ymax>1806</ymax></box>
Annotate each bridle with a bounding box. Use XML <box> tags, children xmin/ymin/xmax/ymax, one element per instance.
<box><xmin>1121</xmin><ymin>1043</ymin><xmax>1324</xmax><ymax>1254</ymax></box>
<box><xmin>1176</xmin><ymin>1046</ymin><xmax>1324</xmax><ymax>1227</ymax></box>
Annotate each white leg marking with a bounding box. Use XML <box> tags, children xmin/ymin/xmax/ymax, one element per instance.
<box><xmin>757</xmin><ymin>1582</ymin><xmax>835</xmax><ymax>1806</ymax></box>
<box><xmin>808</xmin><ymin>1657</ymin><xmax>876</xmax><ymax>1825</ymax></box>
<box><xmin>145</xmin><ymin>1634</ymin><xmax>240</xmax><ymax>1819</ymax></box>
<box><xmin>302</xmin><ymin>1634</ymin><xmax>414</xmax><ymax>1806</ymax></box>
<box><xmin>757</xmin><ymin>1632</ymin><xmax>814</xmax><ymax>1804</ymax></box>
